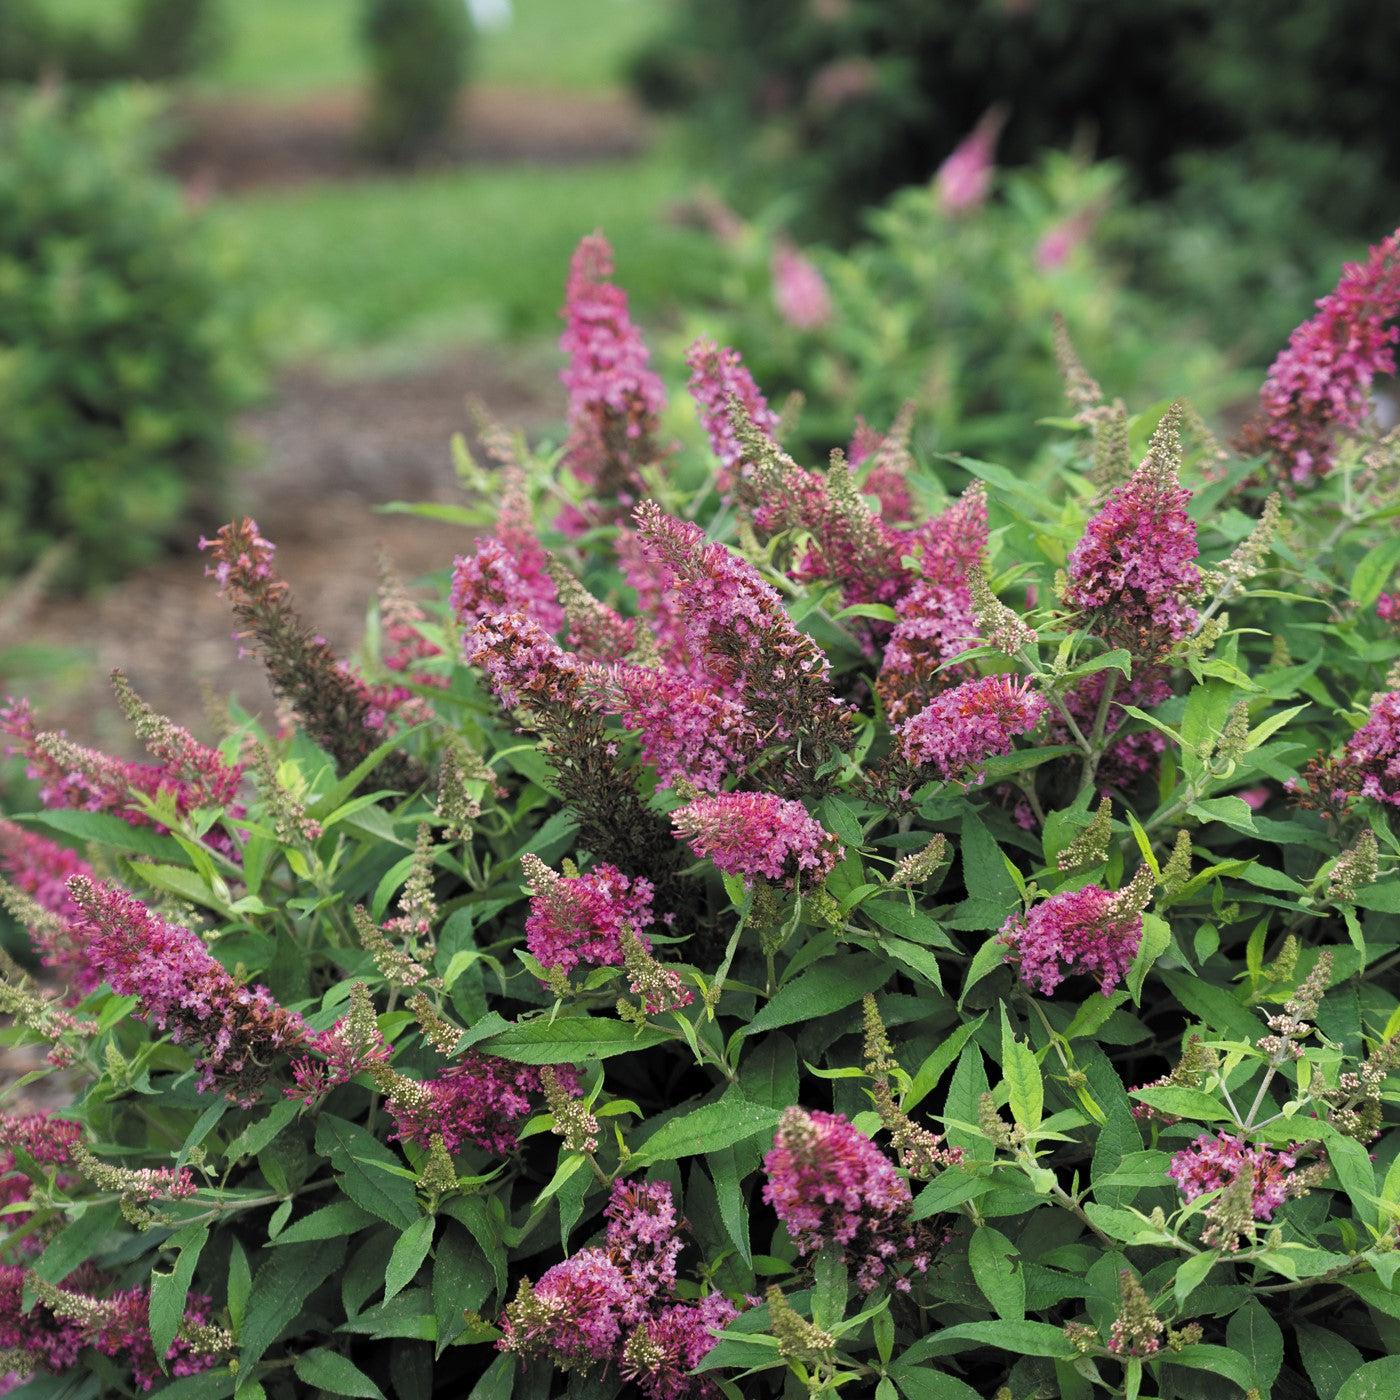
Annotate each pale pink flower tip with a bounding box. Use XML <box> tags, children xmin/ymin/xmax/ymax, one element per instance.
<box><xmin>1345</xmin><ymin>688</ymin><xmax>1400</xmax><ymax>807</ymax></box>
<box><xmin>772</xmin><ymin>241</ymin><xmax>832</xmax><ymax>331</ymax></box>
<box><xmin>1168</xmin><ymin>1132</ymin><xmax>1300</xmax><ymax>1222</ymax></box>
<box><xmin>935</xmin><ymin>109</ymin><xmax>1004</xmax><ymax>215</ymax></box>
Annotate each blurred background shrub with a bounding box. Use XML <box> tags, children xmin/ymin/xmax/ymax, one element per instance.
<box><xmin>361</xmin><ymin>0</ymin><xmax>473</xmax><ymax>162</ymax></box>
<box><xmin>635</xmin><ymin>0</ymin><xmax>1400</xmax><ymax>355</ymax></box>
<box><xmin>0</xmin><ymin>0</ymin><xmax>222</xmax><ymax>82</ymax></box>
<box><xmin>0</xmin><ymin>86</ymin><xmax>263</xmax><ymax>589</ymax></box>
<box><xmin>670</xmin><ymin>155</ymin><xmax>1239</xmax><ymax>464</ymax></box>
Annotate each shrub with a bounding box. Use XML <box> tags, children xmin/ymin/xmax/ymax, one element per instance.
<box><xmin>0</xmin><ymin>0</ymin><xmax>221</xmax><ymax>82</ymax></box>
<box><xmin>668</xmin><ymin>156</ymin><xmax>1237</xmax><ymax>463</ymax></box>
<box><xmin>1</xmin><ymin>229</ymin><xmax>1400</xmax><ymax>1397</ymax></box>
<box><xmin>0</xmin><ymin>86</ymin><xmax>262</xmax><ymax>590</ymax></box>
<box><xmin>634</xmin><ymin>0</ymin><xmax>1400</xmax><ymax>255</ymax></box>
<box><xmin>360</xmin><ymin>0</ymin><xmax>472</xmax><ymax>163</ymax></box>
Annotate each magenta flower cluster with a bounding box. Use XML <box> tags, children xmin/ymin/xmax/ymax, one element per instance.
<box><xmin>67</xmin><ymin>877</ymin><xmax>308</xmax><ymax>1105</ymax></box>
<box><xmin>897</xmin><ymin>674</ymin><xmax>1046</xmax><ymax>781</ymax></box>
<box><xmin>1249</xmin><ymin>227</ymin><xmax>1400</xmax><ymax>481</ymax></box>
<box><xmin>672</xmin><ymin>792</ymin><xmax>842</xmax><ymax>889</ymax></box>
<box><xmin>1345</xmin><ymin>689</ymin><xmax>1400</xmax><ymax>807</ymax></box>
<box><xmin>559</xmin><ymin>233</ymin><xmax>668</xmax><ymax>511</ymax></box>
<box><xmin>762</xmin><ymin>1108</ymin><xmax>931</xmax><ymax>1294</ymax></box>
<box><xmin>0</xmin><ymin>822</ymin><xmax>99</xmax><ymax>996</ymax></box>
<box><xmin>0</xmin><ymin>1113</ymin><xmax>80</xmax><ymax>1238</ymax></box>
<box><xmin>500</xmin><ymin>1177</ymin><xmax>737</xmax><ymax>1397</ymax></box>
<box><xmin>0</xmin><ymin>1267</ymin><xmax>216</xmax><ymax>1392</ymax></box>
<box><xmin>525</xmin><ymin>860</ymin><xmax>655</xmax><ymax>975</ymax></box>
<box><xmin>1167</xmin><ymin>1133</ymin><xmax>1301</xmax><ymax>1222</ymax></box>
<box><xmin>935</xmin><ymin>111</ymin><xmax>1002</xmax><ymax>214</ymax></box>
<box><xmin>686</xmin><ymin>337</ymin><xmax>779</xmax><ymax>493</ymax></box>
<box><xmin>1000</xmin><ymin>884</ymin><xmax>1144</xmax><ymax>996</ymax></box>
<box><xmin>1064</xmin><ymin>459</ymin><xmax>1200</xmax><ymax>653</ymax></box>
<box><xmin>387</xmin><ymin>1055</ymin><xmax>576</xmax><ymax>1157</ymax></box>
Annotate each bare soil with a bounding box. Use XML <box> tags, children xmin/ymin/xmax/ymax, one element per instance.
<box><xmin>168</xmin><ymin>85</ymin><xmax>648</xmax><ymax>192</ymax></box>
<box><xmin>24</xmin><ymin>345</ymin><xmax>560</xmax><ymax>752</ymax></box>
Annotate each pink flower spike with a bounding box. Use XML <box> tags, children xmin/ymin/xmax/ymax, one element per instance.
<box><xmin>935</xmin><ymin>108</ymin><xmax>1004</xmax><ymax>214</ymax></box>
<box><xmin>1243</xmin><ymin>227</ymin><xmax>1400</xmax><ymax>482</ymax></box>
<box><xmin>686</xmin><ymin>337</ymin><xmax>779</xmax><ymax>493</ymax></box>
<box><xmin>1000</xmin><ymin>882</ymin><xmax>1145</xmax><ymax>997</ymax></box>
<box><xmin>771</xmin><ymin>241</ymin><xmax>832</xmax><ymax>331</ymax></box>
<box><xmin>522</xmin><ymin>855</ymin><xmax>655</xmax><ymax>976</ymax></box>
<box><xmin>1346</xmin><ymin>688</ymin><xmax>1400</xmax><ymax>807</ymax></box>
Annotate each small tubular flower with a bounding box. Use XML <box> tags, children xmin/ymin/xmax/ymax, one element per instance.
<box><xmin>1345</xmin><ymin>689</ymin><xmax>1400</xmax><ymax>806</ymax></box>
<box><xmin>762</xmin><ymin>1108</ymin><xmax>931</xmax><ymax>1293</ymax></box>
<box><xmin>672</xmin><ymin>792</ymin><xmax>841</xmax><ymax>889</ymax></box>
<box><xmin>934</xmin><ymin>109</ymin><xmax>1002</xmax><ymax>214</ymax></box>
<box><xmin>896</xmin><ymin>674</ymin><xmax>1046</xmax><ymax>781</ymax></box>
<box><xmin>771</xmin><ymin>241</ymin><xmax>832</xmax><ymax>330</ymax></box>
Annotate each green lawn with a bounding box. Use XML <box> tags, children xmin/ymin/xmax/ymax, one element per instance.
<box><xmin>211</xmin><ymin>144</ymin><xmax>721</xmax><ymax>365</ymax></box>
<box><xmin>208</xmin><ymin>0</ymin><xmax>668</xmax><ymax>96</ymax></box>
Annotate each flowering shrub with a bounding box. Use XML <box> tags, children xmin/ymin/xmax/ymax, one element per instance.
<box><xmin>2</xmin><ymin>228</ymin><xmax>1400</xmax><ymax>1399</ymax></box>
<box><xmin>668</xmin><ymin>155</ymin><xmax>1237</xmax><ymax>464</ymax></box>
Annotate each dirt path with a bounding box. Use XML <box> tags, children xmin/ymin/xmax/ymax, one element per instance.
<box><xmin>24</xmin><ymin>345</ymin><xmax>561</xmax><ymax>751</ymax></box>
<box><xmin>169</xmin><ymin>85</ymin><xmax>648</xmax><ymax>193</ymax></box>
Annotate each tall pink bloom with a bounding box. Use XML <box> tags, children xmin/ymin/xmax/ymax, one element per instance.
<box><xmin>935</xmin><ymin>109</ymin><xmax>1004</xmax><ymax>214</ymax></box>
<box><xmin>452</xmin><ymin>537</ymin><xmax>560</xmax><ymax>635</ymax></box>
<box><xmin>66</xmin><ymin>877</ymin><xmax>308</xmax><ymax>1105</ymax></box>
<box><xmin>621</xmin><ymin>1295</ymin><xmax>738</xmax><ymax>1400</ymax></box>
<box><xmin>897</xmin><ymin>674</ymin><xmax>1046</xmax><ymax>781</ymax></box>
<box><xmin>763</xmin><ymin>1108</ymin><xmax>932</xmax><ymax>1293</ymax></box>
<box><xmin>1346</xmin><ymin>689</ymin><xmax>1400</xmax><ymax>807</ymax></box>
<box><xmin>632</xmin><ymin>503</ymin><xmax>851</xmax><ymax>768</ymax></box>
<box><xmin>1242</xmin><ymin>228</ymin><xmax>1400</xmax><ymax>482</ymax></box>
<box><xmin>672</xmin><ymin>792</ymin><xmax>841</xmax><ymax>889</ymax></box>
<box><xmin>686</xmin><ymin>338</ymin><xmax>779</xmax><ymax>493</ymax></box>
<box><xmin>1000</xmin><ymin>882</ymin><xmax>1146</xmax><ymax>996</ymax></box>
<box><xmin>876</xmin><ymin>485</ymin><xmax>987</xmax><ymax>721</ymax></box>
<box><xmin>1035</xmin><ymin>206</ymin><xmax>1099</xmax><ymax>271</ymax></box>
<box><xmin>559</xmin><ymin>233</ymin><xmax>668</xmax><ymax>511</ymax></box>
<box><xmin>1064</xmin><ymin>442</ymin><xmax>1200</xmax><ymax>653</ymax></box>
<box><xmin>523</xmin><ymin>855</ymin><xmax>655</xmax><ymax>975</ymax></box>
<box><xmin>771</xmin><ymin>241</ymin><xmax>832</xmax><ymax>330</ymax></box>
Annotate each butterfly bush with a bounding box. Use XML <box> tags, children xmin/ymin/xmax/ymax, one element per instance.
<box><xmin>2</xmin><ymin>230</ymin><xmax>1400</xmax><ymax>1400</ymax></box>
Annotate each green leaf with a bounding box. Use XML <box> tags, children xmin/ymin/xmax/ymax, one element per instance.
<box><xmin>811</xmin><ymin>1247</ymin><xmax>849</xmax><ymax>1329</ymax></box>
<box><xmin>632</xmin><ymin>1096</ymin><xmax>782</xmax><ymax>1166</ymax></box>
<box><xmin>1226</xmin><ymin>1298</ymin><xmax>1283</xmax><ymax>1393</ymax></box>
<box><xmin>953</xmin><ymin>812</ymin><xmax>1018</xmax><ymax>926</ymax></box>
<box><xmin>226</xmin><ymin>1099</ymin><xmax>300</xmax><ymax>1163</ymax></box>
<box><xmin>905</xmin><ymin>1015</ymin><xmax>986</xmax><ymax>1111</ymax></box>
<box><xmin>240</xmin><ymin>1240</ymin><xmax>347</xmax><ymax>1372</ymax></box>
<box><xmin>385</xmin><ymin>1217</ymin><xmax>435</xmax><ymax>1303</ymax></box>
<box><xmin>1329</xmin><ymin>1135</ymin><xmax>1378</xmax><ymax>1227</ymax></box>
<box><xmin>30</xmin><ymin>1201</ymin><xmax>121</xmax><ymax>1286</ymax></box>
<box><xmin>968</xmin><ymin>1226</ymin><xmax>1024</xmax><ymax>1321</ymax></box>
<box><xmin>473</xmin><ymin>1015</ymin><xmax>668</xmax><ymax>1063</ymax></box>
<box><xmin>149</xmin><ymin>1224</ymin><xmax>209</xmax><ymax>1368</ymax></box>
<box><xmin>315</xmin><ymin>1116</ymin><xmax>419</xmax><ymax>1229</ymax></box>
<box><xmin>1129</xmin><ymin>1085</ymin><xmax>1232</xmax><ymax>1122</ymax></box>
<box><xmin>926</xmin><ymin>1319</ymin><xmax>1077</xmax><ymax>1359</ymax></box>
<box><xmin>13</xmin><ymin>809</ymin><xmax>188</xmax><ymax>862</ymax></box>
<box><xmin>293</xmin><ymin>1347</ymin><xmax>386</xmax><ymax>1399</ymax></box>
<box><xmin>1125</xmin><ymin>913</ymin><xmax>1171</xmax><ymax>1004</ymax></box>
<box><xmin>440</xmin><ymin>1197</ymin><xmax>507</xmax><ymax>1300</ymax></box>
<box><xmin>1159</xmin><ymin>971</ymin><xmax>1261</xmax><ymax>1040</ymax></box>
<box><xmin>1172</xmin><ymin>1251</ymin><xmax>1216</xmax><ymax>1306</ymax></box>
<box><xmin>1335</xmin><ymin>1357</ymin><xmax>1400</xmax><ymax>1400</ymax></box>
<box><xmin>1161</xmin><ymin>1343</ymin><xmax>1257</xmax><ymax>1393</ymax></box>
<box><xmin>959</xmin><ymin>935</ymin><xmax>1009</xmax><ymax>1006</ymax></box>
<box><xmin>1297</xmin><ymin>1321</ymin><xmax>1365</xmax><ymax>1400</ymax></box>
<box><xmin>1350</xmin><ymin>534</ymin><xmax>1400</xmax><ymax>607</ymax></box>
<box><xmin>1000</xmin><ymin>1012</ymin><xmax>1042</xmax><ymax>1132</ymax></box>
<box><xmin>891</xmin><ymin>1368</ymin><xmax>982</xmax><ymax>1399</ymax></box>
<box><xmin>270</xmin><ymin>1200</ymin><xmax>378</xmax><ymax>1246</ymax></box>
<box><xmin>742</xmin><ymin>954</ymin><xmax>890</xmax><ymax>1037</ymax></box>
<box><xmin>228</xmin><ymin>1240</ymin><xmax>252</xmax><ymax>1336</ymax></box>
